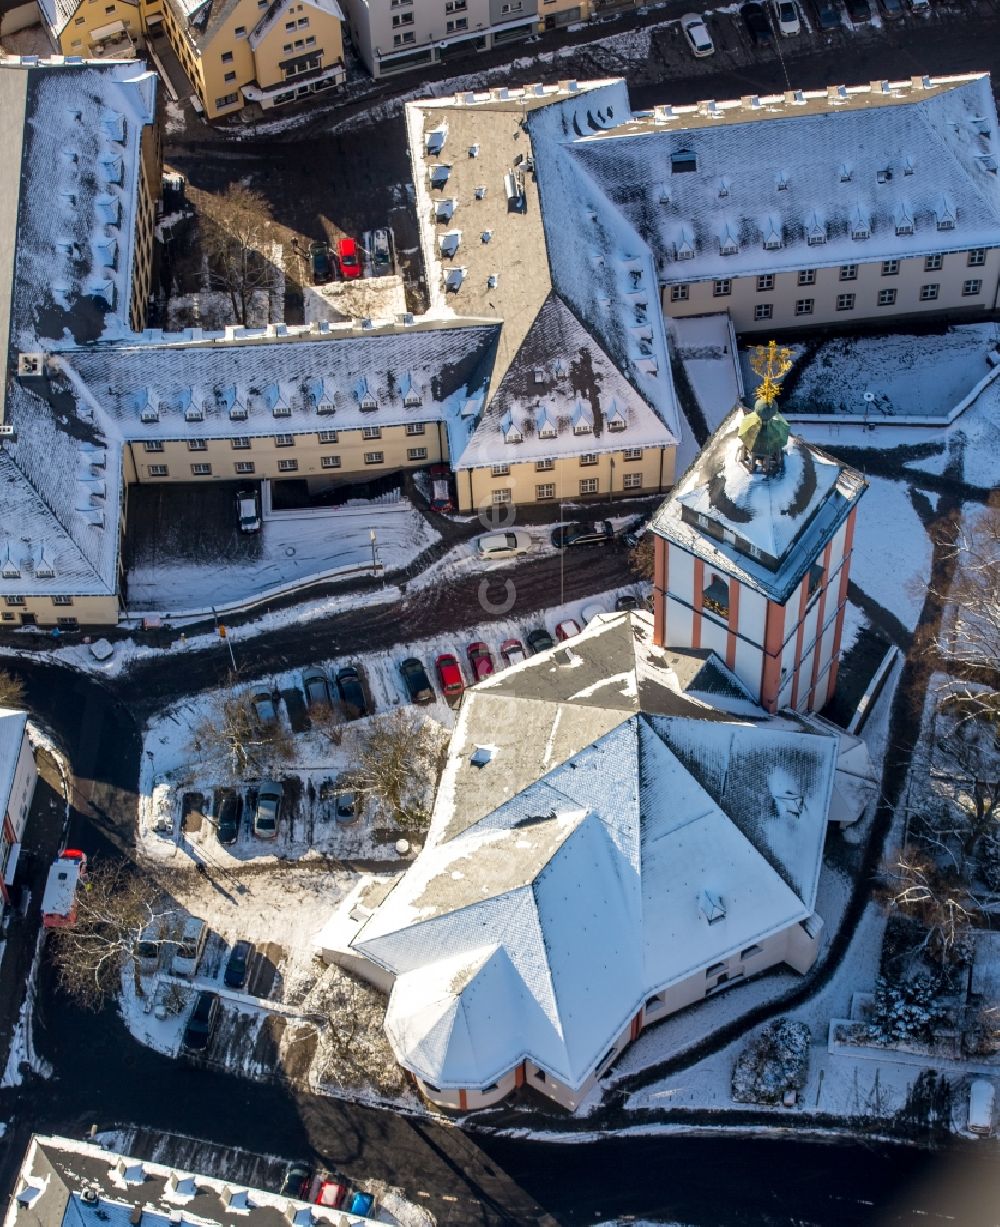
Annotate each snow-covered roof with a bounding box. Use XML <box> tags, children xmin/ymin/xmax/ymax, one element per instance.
<box><xmin>352</xmin><ymin>611</ymin><xmax>839</xmax><ymax>1092</ymax></box>
<box><xmin>567</xmin><ymin>74</ymin><xmax>1000</xmax><ymax>284</ymax></box>
<box><xmin>652</xmin><ymin>408</ymin><xmax>867</xmax><ymax>604</ymax></box>
<box><xmin>4</xmin><ymin>1136</ymin><xmax>375</xmax><ymax>1227</ymax></box>
<box><xmin>0</xmin><ymin>708</ymin><xmax>29</xmax><ymax>808</ymax></box>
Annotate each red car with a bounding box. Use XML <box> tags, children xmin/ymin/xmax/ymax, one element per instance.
<box><xmin>467</xmin><ymin>641</ymin><xmax>494</xmax><ymax>682</ymax></box>
<box><xmin>429</xmin><ymin>463</ymin><xmax>454</xmax><ymax>514</ymax></box>
<box><xmin>555</xmin><ymin>619</ymin><xmax>581</xmax><ymax>642</ymax></box>
<box><xmin>435</xmin><ymin>653</ymin><xmax>465</xmax><ymax>698</ymax></box>
<box><xmin>500</xmin><ymin>637</ymin><xmax>526</xmax><ymax>667</ymax></box>
<box><xmin>313</xmin><ymin>1179</ymin><xmax>347</xmax><ymax>1209</ymax></box>
<box><xmin>338</xmin><ymin>236</ymin><xmax>361</xmax><ymax>280</ymax></box>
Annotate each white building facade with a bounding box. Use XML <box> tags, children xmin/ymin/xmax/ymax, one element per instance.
<box><xmin>0</xmin><ymin>709</ymin><xmax>37</xmax><ymax>911</ymax></box>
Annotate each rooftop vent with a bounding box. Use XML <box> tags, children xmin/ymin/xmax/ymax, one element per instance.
<box><xmin>429</xmin><ymin>164</ymin><xmax>451</xmax><ymax>188</ymax></box>
<box><xmin>504</xmin><ymin>168</ymin><xmax>526</xmax><ymax>212</ymax></box>
<box><xmin>481</xmin><ymin>230</ymin><xmax>492</xmax><ymax>244</ymax></box>
<box><xmin>17</xmin><ymin>352</ymin><xmax>43</xmax><ymax>377</ymax></box>
<box><xmin>444</xmin><ymin>266</ymin><xmax>466</xmax><ymax>292</ymax></box>
<box><xmin>698</xmin><ymin>889</ymin><xmax>726</xmax><ymax>925</ymax></box>
<box><xmin>425</xmin><ymin>124</ymin><xmax>448</xmax><ymax>155</ymax></box>
<box><xmin>440</xmin><ymin>230</ymin><xmax>461</xmax><ymax>257</ymax></box>
<box><xmin>470</xmin><ymin>746</ymin><xmax>494</xmax><ymax>768</ymax></box>
<box><xmin>468</xmin><ymin>144</ymin><xmax>480</xmax><ymax>158</ymax></box>
<box><xmin>474</xmin><ymin>185</ymin><xmax>487</xmax><ymax>200</ymax></box>
<box><xmin>435</xmin><ymin>198</ymin><xmax>456</xmax><ymax>222</ymax></box>
<box><xmin>487</xmin><ymin>273</ymin><xmax>498</xmax><ymax>289</ymax></box>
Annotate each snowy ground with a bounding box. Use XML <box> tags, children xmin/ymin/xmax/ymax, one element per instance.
<box><xmin>303</xmin><ymin>274</ymin><xmax>407</xmax><ymax>326</ymax></box>
<box><xmin>126</xmin><ymin>496</ymin><xmax>438</xmax><ymax>614</ymax></box>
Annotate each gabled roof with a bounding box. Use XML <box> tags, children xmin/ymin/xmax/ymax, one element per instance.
<box><xmin>352</xmin><ymin>612</ymin><xmax>840</xmax><ymax>1091</ymax></box>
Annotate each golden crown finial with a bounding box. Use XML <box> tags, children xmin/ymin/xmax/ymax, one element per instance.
<box><xmin>748</xmin><ymin>339</ymin><xmax>794</xmax><ymax>405</ymax></box>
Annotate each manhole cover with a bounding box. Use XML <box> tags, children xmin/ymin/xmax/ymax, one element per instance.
<box><xmin>285</xmin><ymin>546</ymin><xmax>296</xmax><ymax>557</ymax></box>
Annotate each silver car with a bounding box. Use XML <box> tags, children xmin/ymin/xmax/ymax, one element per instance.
<box><xmin>253</xmin><ymin>781</ymin><xmax>282</xmax><ymax>840</ymax></box>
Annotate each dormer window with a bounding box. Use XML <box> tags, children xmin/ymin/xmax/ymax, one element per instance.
<box><xmin>537</xmin><ymin>412</ymin><xmax>557</xmax><ymax>440</ymax></box>
<box><xmin>501</xmin><ymin>411</ymin><xmax>522</xmax><ymax>444</ymax></box>
<box><xmin>776</xmin><ymin>171</ymin><xmax>789</xmax><ymax>191</ymax></box>
<box><xmin>876</xmin><ymin>167</ymin><xmax>892</xmax><ymax>185</ymax></box>
<box><xmin>839</xmin><ymin>164</ymin><xmax>852</xmax><ymax>183</ymax></box>
<box><xmin>671</xmin><ymin>149</ymin><xmax>697</xmax><ymax>174</ymax></box>
<box><xmin>719</xmin><ymin>226</ymin><xmax>739</xmax><ymax>257</ymax></box>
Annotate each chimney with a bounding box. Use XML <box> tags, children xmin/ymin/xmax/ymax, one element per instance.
<box><xmin>130</xmin><ymin>1206</ymin><xmax>142</xmax><ymax>1226</ymax></box>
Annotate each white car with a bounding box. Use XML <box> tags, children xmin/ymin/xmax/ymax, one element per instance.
<box><xmin>774</xmin><ymin>0</ymin><xmax>800</xmax><ymax>33</ymax></box>
<box><xmin>680</xmin><ymin>12</ymin><xmax>714</xmax><ymax>56</ymax></box>
<box><xmin>475</xmin><ymin>530</ymin><xmax>532</xmax><ymax>561</ymax></box>
<box><xmin>581</xmin><ymin>602</ymin><xmax>607</xmax><ymax>626</ymax></box>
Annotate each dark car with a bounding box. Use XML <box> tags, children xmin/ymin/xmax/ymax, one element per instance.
<box><xmin>309</xmin><ymin>241</ymin><xmax>331</xmax><ymax>285</ymax></box>
<box><xmin>400</xmin><ymin>657</ymin><xmax>434</xmax><ymax>705</ymax></box>
<box><xmin>279</xmin><ymin>1164</ymin><xmax>312</xmax><ymax>1200</ymax></box>
<box><xmin>815</xmin><ymin>0</ymin><xmax>843</xmax><ymax>27</ymax></box>
<box><xmin>621</xmin><ymin>513</ymin><xmax>651</xmax><ymax>549</ymax></box>
<box><xmin>550</xmin><ymin>520</ymin><xmax>614</xmax><ymax>549</ymax></box>
<box><xmin>335</xmin><ymin>665</ymin><xmax>368</xmax><ymax>719</ymax></box>
<box><xmin>224</xmin><ymin>939</ymin><xmax>253</xmax><ymax>990</ymax></box>
<box><xmin>878</xmin><ymin>0</ymin><xmax>903</xmax><ymax>16</ymax></box>
<box><xmin>741</xmin><ymin>0</ymin><xmax>772</xmax><ymax>41</ymax></box>
<box><xmin>302</xmin><ymin>667</ymin><xmax>331</xmax><ymax>710</ymax></box>
<box><xmin>182</xmin><ymin>991</ymin><xmax>220</xmax><ymax>1053</ymax></box>
<box><xmin>526</xmin><ymin>628</ymin><xmax>555</xmax><ymax>654</ymax></box>
<box><xmin>214</xmin><ymin>788</ymin><xmax>240</xmax><ymax>846</ymax></box>
<box><xmin>615</xmin><ymin>593</ymin><xmax>640</xmax><ymax>612</ymax></box>
<box><xmin>844</xmin><ymin>0</ymin><xmax>870</xmax><ymax>19</ymax></box>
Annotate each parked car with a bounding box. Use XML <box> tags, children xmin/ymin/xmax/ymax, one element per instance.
<box><xmin>581</xmin><ymin>603</ymin><xmax>606</xmax><ymax>626</ymax></box>
<box><xmin>436</xmin><ymin>653</ymin><xmax>465</xmax><ymax>699</ymax></box>
<box><xmin>137</xmin><ymin>921</ymin><xmax>163</xmax><ymax>975</ymax></box>
<box><xmin>615</xmin><ymin>593</ymin><xmax>640</xmax><ymax>613</ymax></box>
<box><xmin>555</xmin><ymin>619</ymin><xmax>582</xmax><ymax>642</ymax></box>
<box><xmin>621</xmin><ymin>514</ymin><xmax>650</xmax><ymax>549</ymax></box>
<box><xmin>337</xmin><ymin>236</ymin><xmax>361</xmax><ymax>279</ymax></box>
<box><xmin>550</xmin><ymin>520</ymin><xmax>613</xmax><ymax>549</ymax></box>
<box><xmin>214</xmin><ymin>788</ymin><xmax>240</xmax><ymax>845</ymax></box>
<box><xmin>172</xmin><ymin>917</ymin><xmax>207</xmax><ymax>978</ymax></box>
<box><xmin>254</xmin><ymin>780</ymin><xmax>282</xmax><ymax>840</ymax></box>
<box><xmin>346</xmin><ymin>1192</ymin><xmax>375</xmax><ymax>1217</ymax></box>
<box><xmin>372</xmin><ymin>228</ymin><xmax>392</xmax><ymax>271</ymax></box>
<box><xmin>334</xmin><ymin>791</ymin><xmax>360</xmax><ymax>825</ymax></box>
<box><xmin>526</xmin><ymin>628</ymin><xmax>555</xmax><ymax>654</ymax></box>
<box><xmin>815</xmin><ymin>0</ymin><xmax>843</xmax><ymax>27</ymax></box>
<box><xmin>335</xmin><ymin>665</ymin><xmax>368</xmax><ymax>718</ymax></box>
<box><xmin>429</xmin><ymin>463</ymin><xmax>454</xmax><ymax>514</ymax></box>
<box><xmin>680</xmin><ymin>12</ymin><xmax>714</xmax><ymax>55</ymax></box>
<box><xmin>41</xmin><ymin>849</ymin><xmax>87</xmax><ymax>929</ymax></box>
<box><xmin>309</xmin><ymin>241</ymin><xmax>331</xmax><ymax>285</ymax></box>
<box><xmin>224</xmin><ymin>939</ymin><xmax>253</xmax><ymax>990</ymax></box>
<box><xmin>907</xmin><ymin>0</ymin><xmax>929</xmax><ymax>10</ymax></box>
<box><xmin>302</xmin><ymin>667</ymin><xmax>331</xmax><ymax>710</ymax></box>
<box><xmin>878</xmin><ymin>0</ymin><xmax>904</xmax><ymax>17</ymax></box>
<box><xmin>466</xmin><ymin>641</ymin><xmax>495</xmax><ymax>682</ymax></box>
<box><xmin>313</xmin><ymin>1180</ymin><xmax>347</xmax><ymax>1208</ymax></box>
<box><xmin>475</xmin><ymin>530</ymin><xmax>532</xmax><ymax>560</ymax></box>
<box><xmin>500</xmin><ymin>637</ymin><xmax>527</xmax><ymax>667</ymax></box>
<box><xmin>969</xmin><ymin>1080</ymin><xmax>995</xmax><ymax>1136</ymax></box>
<box><xmin>400</xmin><ymin>657</ymin><xmax>434</xmax><ymax>705</ymax></box>
<box><xmin>279</xmin><ymin>1164</ymin><xmax>312</xmax><ymax>1200</ymax></box>
<box><xmin>182</xmin><ymin>990</ymin><xmax>220</xmax><ymax>1053</ymax></box>
<box><xmin>236</xmin><ymin>488</ymin><xmax>261</xmax><ymax>534</ymax></box>
<box><xmin>741</xmin><ymin>1</ymin><xmax>772</xmax><ymax>42</ymax></box>
<box><xmin>774</xmin><ymin>0</ymin><xmax>801</xmax><ymax>30</ymax></box>
<box><xmin>844</xmin><ymin>0</ymin><xmax>871</xmax><ymax>20</ymax></box>
<box><xmin>252</xmin><ymin>690</ymin><xmax>277</xmax><ymax>724</ymax></box>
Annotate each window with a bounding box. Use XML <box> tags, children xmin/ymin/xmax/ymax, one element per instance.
<box><xmin>234</xmin><ymin>23</ymin><xmax>245</xmax><ymax>33</ymax></box>
<box><xmin>925</xmin><ymin>253</ymin><xmax>943</xmax><ymax>272</ymax></box>
<box><xmin>445</xmin><ymin>0</ymin><xmax>467</xmax><ymax>9</ymax></box>
<box><xmin>405</xmin><ymin>423</ymin><xmax>425</xmax><ymax>436</ymax></box>
<box><xmin>536</xmin><ymin>483</ymin><xmax>556</xmax><ymax>499</ymax></box>
<box><xmin>215</xmin><ymin>93</ymin><xmax>239</xmax><ymax>108</ymax></box>
<box><xmin>878</xmin><ymin>288</ymin><xmax>897</xmax><ymax>307</ymax></box>
<box><xmin>190</xmin><ymin>463</ymin><xmax>212</xmax><ymax>476</ymax></box>
<box><xmin>670</xmin><ymin>284</ymin><xmax>689</xmax><ymax>302</ymax></box>
<box><xmin>754</xmin><ymin>303</ymin><xmax>773</xmax><ymax>322</ymax></box>
<box><xmin>187</xmin><ymin>439</ymin><xmax>207</xmax><ymax>451</ymax></box>
<box><xmin>808</xmin><ymin>563</ymin><xmax>824</xmax><ymax>597</ymax></box>
<box><xmin>274</xmin><ymin>434</ymin><xmax>294</xmax><ymax>447</ymax></box>
<box><xmin>75</xmin><ymin>14</ymin><xmax>85</xmax><ymax>22</ymax></box>
<box><xmin>798</xmin><ymin>269</ymin><xmax>816</xmax><ymax>286</ymax></box>
<box><xmin>51</xmin><ymin>595</ymin><xmax>73</xmax><ymax>606</ymax></box>
<box><xmin>839</xmin><ymin>264</ymin><xmax>858</xmax><ymax>281</ymax></box>
<box><xmin>881</xmin><ymin>259</ymin><xmax>899</xmax><ymax>276</ymax></box>
<box><xmin>407</xmin><ymin>447</ymin><xmax>428</xmax><ymax>461</ymax></box>
<box><xmin>579</xmin><ymin>453</ymin><xmax>598</xmax><ymax>467</ymax></box>
<box><xmin>741</xmin><ymin>944</ymin><xmax>763</xmax><ymax>961</ymax></box>
<box><xmin>277</xmin><ymin>458</ymin><xmax>298</xmax><ymax>472</ymax></box>
<box><xmin>968</xmin><ymin>249</ymin><xmax>986</xmax><ymax>267</ymax></box>
<box><xmin>491</xmin><ymin>464</ymin><xmax>510</xmax><ymax>477</ymax></box>
<box><xmin>297</xmin><ymin>14</ymin><xmax>308</xmax><ymax>23</ymax></box>
<box><xmin>364</xmin><ymin>451</ymin><xmax>384</xmax><ymax>465</ymax></box>
<box><xmin>622</xmin><ymin>448</ymin><xmax>642</xmax><ymax>461</ymax></box>
<box><xmin>579</xmin><ymin>478</ymin><xmax>599</xmax><ymax>495</ymax></box>
<box><xmin>391</xmin><ymin>11</ymin><xmax>413</xmax><ymax>24</ymax></box>
<box><xmin>794</xmin><ymin>298</ymin><xmax>814</xmax><ymax>316</ymax></box>
<box><xmin>920</xmin><ymin>283</ymin><xmax>939</xmax><ymax>302</ymax></box>
<box><xmin>231</xmin><ymin>437</ymin><xmax>251</xmax><ymax>450</ymax></box>
<box><xmin>623</xmin><ymin>472</ymin><xmax>642</xmax><ymax>490</ymax></box>
<box><xmin>317</xmin><ymin>430</ymin><xmax>338</xmax><ymax>444</ymax></box>
<box><xmin>148</xmin><ymin>464</ymin><xmax>169</xmax><ymax>477</ymax></box>
<box><xmin>535</xmin><ymin>459</ymin><xmax>554</xmax><ymax>472</ymax></box>
<box><xmin>224</xmin><ymin>71</ymin><xmax>237</xmax><ymax>82</ymax></box>
<box><xmin>143</xmin><ymin>440</ymin><xmax>164</xmax><ymax>453</ymax></box>
<box><xmin>756</xmin><ymin>274</ymin><xmax>775</xmax><ymax>292</ymax></box>
<box><xmin>963</xmin><ymin>279</ymin><xmax>983</xmax><ymax>297</ymax></box>
<box><xmin>500</xmin><ymin>0</ymin><xmax>523</xmax><ymax>11</ymax></box>
<box><xmin>57</xmin><ymin>617</ymin><xmax>78</xmax><ymax>628</ymax></box>
<box><xmin>446</xmin><ymin>16</ymin><xmax>467</xmax><ymax>29</ymax></box>
<box><xmin>392</xmin><ymin>30</ymin><xmax>415</xmax><ymax>44</ymax></box>
<box><xmin>321</xmin><ymin>455</ymin><xmax>341</xmax><ymax>469</ymax></box>
<box><xmin>234</xmin><ymin>461</ymin><xmax>255</xmax><ymax>475</ymax></box>
<box><xmin>713</xmin><ymin>279</ymin><xmax>731</xmax><ymax>297</ymax></box>
<box><xmin>4</xmin><ymin>596</ymin><xmax>25</xmax><ymax>607</ymax></box>
<box><xmin>104</xmin><ymin>5</ymin><xmax>114</xmax><ymax>12</ymax></box>
<box><xmin>702</xmin><ymin>575</ymin><xmax>729</xmax><ymax>618</ymax></box>
<box><xmin>305</xmin><ymin>34</ymin><xmax>315</xmax><ymax>44</ymax></box>
<box><xmin>283</xmin><ymin>42</ymin><xmax>292</xmax><ymax>51</ymax></box>
<box><xmin>362</xmin><ymin>425</ymin><xmax>381</xmax><ymax>440</ymax></box>
<box><xmin>706</xmin><ymin>962</ymin><xmax>727</xmax><ymax>979</ymax></box>
<box><xmin>285</xmin><ymin>18</ymin><xmax>295</xmax><ymax>27</ymax></box>
<box><xmin>836</xmin><ymin>292</ymin><xmax>855</xmax><ymax>311</ymax></box>
<box><xmin>221</xmin><ymin>49</ymin><xmax>233</xmax><ymax>62</ymax></box>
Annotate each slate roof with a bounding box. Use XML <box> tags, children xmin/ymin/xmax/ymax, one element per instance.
<box><xmin>568</xmin><ymin>74</ymin><xmax>1000</xmax><ymax>285</ymax></box>
<box><xmin>652</xmin><ymin>408</ymin><xmax>867</xmax><ymax>605</ymax></box>
<box><xmin>351</xmin><ymin>612</ymin><xmax>843</xmax><ymax>1092</ymax></box>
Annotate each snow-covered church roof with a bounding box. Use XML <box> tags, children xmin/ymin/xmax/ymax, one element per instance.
<box><xmin>352</xmin><ymin>612</ymin><xmax>842</xmax><ymax>1092</ymax></box>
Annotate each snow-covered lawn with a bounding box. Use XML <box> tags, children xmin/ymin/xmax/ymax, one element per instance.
<box><xmin>127</xmin><ymin>497</ymin><xmax>438</xmax><ymax>615</ymax></box>
<box><xmin>847</xmin><ymin>476</ymin><xmax>932</xmax><ymax>631</ymax></box>
<box><xmin>303</xmin><ymin>274</ymin><xmax>407</xmax><ymax>326</ymax></box>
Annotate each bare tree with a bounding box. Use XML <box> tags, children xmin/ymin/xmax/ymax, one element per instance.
<box><xmin>48</xmin><ymin>860</ymin><xmax>175</xmax><ymax>1007</ymax></box>
<box><xmin>353</xmin><ymin>709</ymin><xmax>446</xmax><ymax>832</ymax></box>
<box><xmin>0</xmin><ymin>669</ymin><xmax>25</xmax><ymax>709</ymax></box>
<box><xmin>629</xmin><ymin>534</ymin><xmax>654</xmax><ymax>584</ymax></box>
<box><xmin>199</xmin><ymin>184</ymin><xmax>275</xmax><ymax>326</ymax></box>
<box><xmin>189</xmin><ymin>680</ymin><xmax>294</xmax><ymax>781</ymax></box>
<box><xmin>880</xmin><ymin>845</ymin><xmax>981</xmax><ymax>965</ymax></box>
<box><xmin>932</xmin><ymin>503</ymin><xmax>1000</xmax><ymax>724</ymax></box>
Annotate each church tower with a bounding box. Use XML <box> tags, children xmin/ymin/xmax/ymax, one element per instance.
<box><xmin>650</xmin><ymin>342</ymin><xmax>867</xmax><ymax>714</ymax></box>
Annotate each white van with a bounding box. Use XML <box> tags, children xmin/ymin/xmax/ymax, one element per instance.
<box><xmin>236</xmin><ymin>489</ymin><xmax>261</xmax><ymax>534</ymax></box>
<box><xmin>969</xmin><ymin>1080</ymin><xmax>995</xmax><ymax>1136</ymax></box>
<box><xmin>172</xmin><ymin>917</ymin><xmax>207</xmax><ymax>978</ymax></box>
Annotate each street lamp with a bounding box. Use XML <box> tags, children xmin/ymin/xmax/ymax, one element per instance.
<box><xmin>369</xmin><ymin>528</ymin><xmax>381</xmax><ymax>576</ymax></box>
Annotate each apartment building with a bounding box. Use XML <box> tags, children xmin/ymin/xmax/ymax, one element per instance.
<box><xmin>0</xmin><ymin>709</ymin><xmax>37</xmax><ymax>914</ymax></box>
